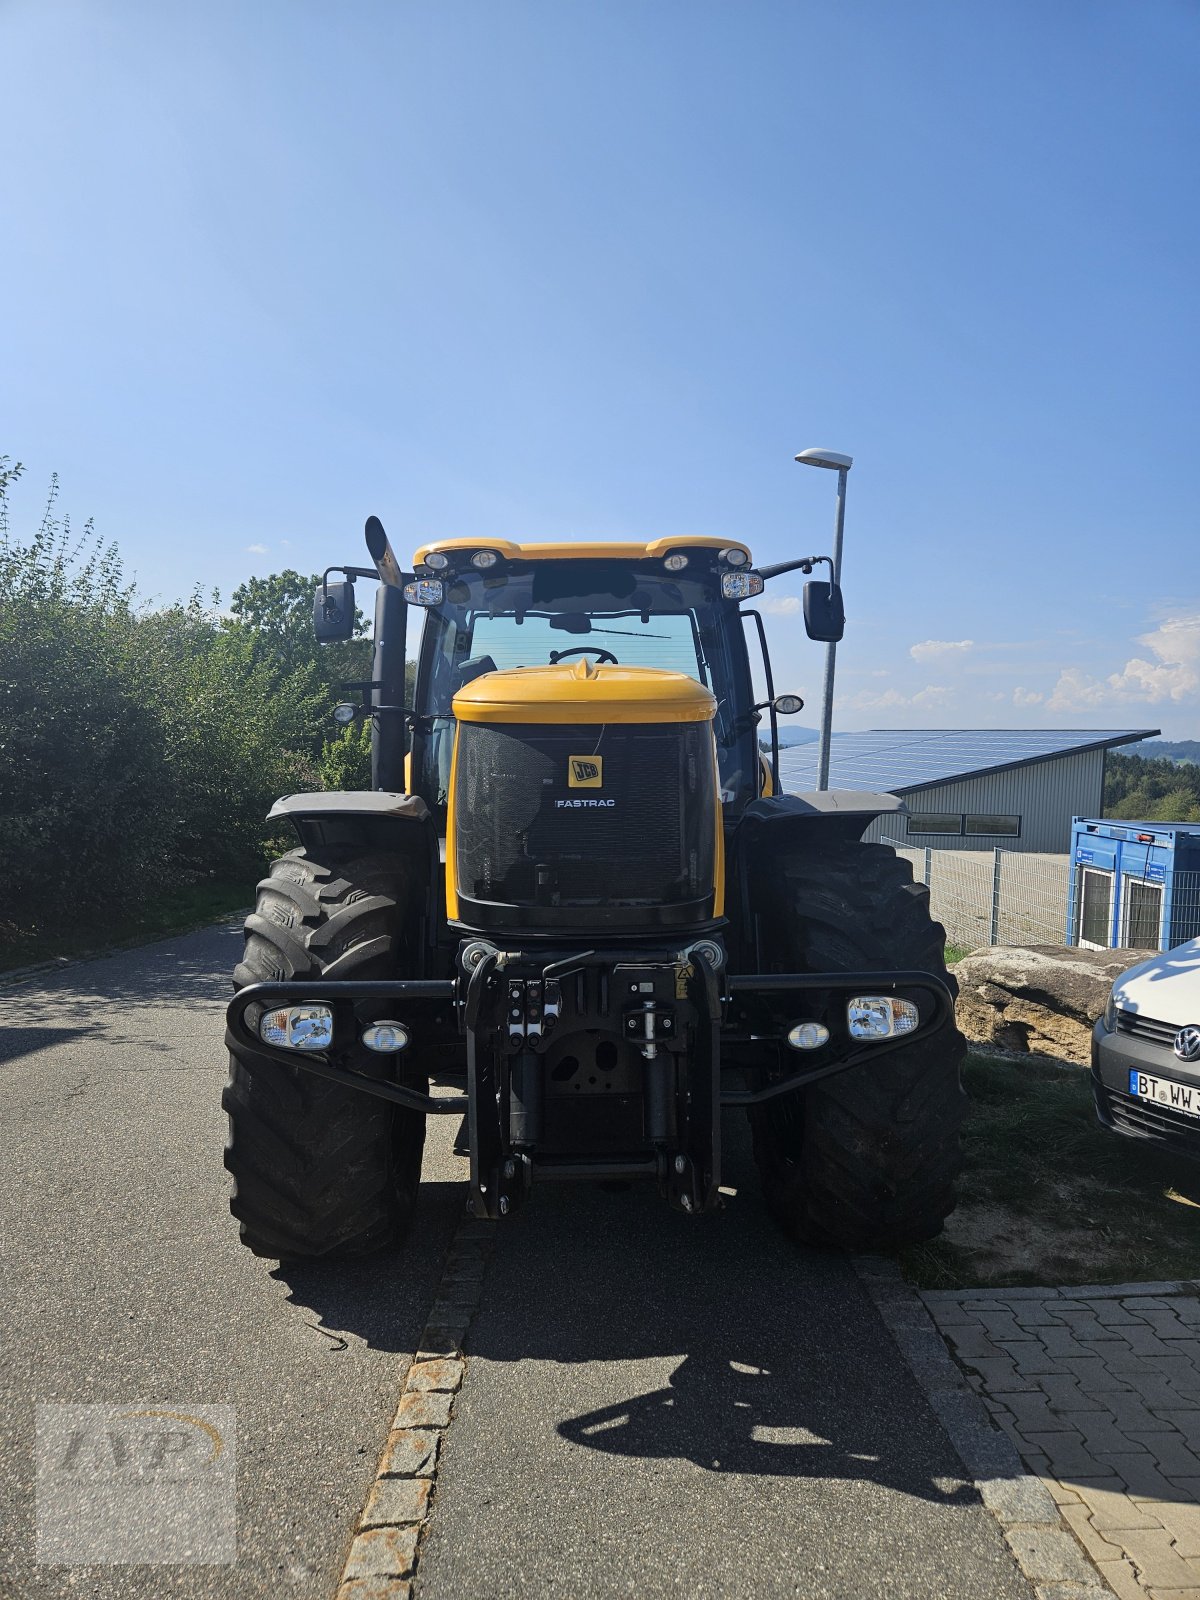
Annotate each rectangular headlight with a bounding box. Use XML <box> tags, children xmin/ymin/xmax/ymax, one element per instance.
<box><xmin>259</xmin><ymin>1004</ymin><xmax>334</xmax><ymax>1051</ymax></box>
<box><xmin>847</xmin><ymin>996</ymin><xmax>920</xmax><ymax>1040</ymax></box>
<box><xmin>721</xmin><ymin>571</ymin><xmax>765</xmax><ymax>600</ymax></box>
<box><xmin>403</xmin><ymin>578</ymin><xmax>444</xmax><ymax>606</ymax></box>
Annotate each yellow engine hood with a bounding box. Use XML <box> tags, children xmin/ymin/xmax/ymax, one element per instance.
<box><xmin>452</xmin><ymin>659</ymin><xmax>717</xmax><ymax>726</ymax></box>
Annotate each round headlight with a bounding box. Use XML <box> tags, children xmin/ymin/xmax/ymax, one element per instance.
<box><xmin>424</xmin><ymin>550</ymin><xmax>449</xmax><ymax>571</ymax></box>
<box><xmin>663</xmin><ymin>553</ymin><xmax>689</xmax><ymax>572</ymax></box>
<box><xmin>471</xmin><ymin>550</ymin><xmax>499</xmax><ymax>570</ymax></box>
<box><xmin>787</xmin><ymin>1021</ymin><xmax>830</xmax><ymax>1051</ymax></box>
<box><xmin>362</xmin><ymin>1021</ymin><xmax>409</xmax><ymax>1053</ymax></box>
<box><xmin>332</xmin><ymin>702</ymin><xmax>357</xmax><ymax>726</ymax></box>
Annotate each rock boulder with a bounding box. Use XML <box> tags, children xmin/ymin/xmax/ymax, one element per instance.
<box><xmin>953</xmin><ymin>944</ymin><xmax>1147</xmax><ymax>1065</ymax></box>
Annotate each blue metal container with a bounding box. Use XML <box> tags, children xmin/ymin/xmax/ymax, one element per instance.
<box><xmin>1068</xmin><ymin>817</ymin><xmax>1200</xmax><ymax>950</ymax></box>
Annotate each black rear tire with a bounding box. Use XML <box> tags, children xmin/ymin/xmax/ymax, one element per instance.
<box><xmin>222</xmin><ymin>848</ymin><xmax>426</xmax><ymax>1261</ymax></box>
<box><xmin>749</xmin><ymin>840</ymin><xmax>966</xmax><ymax>1250</ymax></box>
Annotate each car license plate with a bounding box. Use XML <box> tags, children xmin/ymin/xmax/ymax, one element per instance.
<box><xmin>1129</xmin><ymin>1069</ymin><xmax>1200</xmax><ymax>1119</ymax></box>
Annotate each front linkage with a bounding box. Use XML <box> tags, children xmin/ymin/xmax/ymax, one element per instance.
<box><xmin>226</xmin><ymin>955</ymin><xmax>955</xmax><ymax>1222</ymax></box>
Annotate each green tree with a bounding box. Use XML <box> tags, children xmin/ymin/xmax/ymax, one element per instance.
<box><xmin>1104</xmin><ymin>754</ymin><xmax>1200</xmax><ymax>822</ymax></box>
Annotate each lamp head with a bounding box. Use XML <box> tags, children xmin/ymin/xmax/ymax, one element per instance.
<box><xmin>794</xmin><ymin>448</ymin><xmax>853</xmax><ymax>471</ymax></box>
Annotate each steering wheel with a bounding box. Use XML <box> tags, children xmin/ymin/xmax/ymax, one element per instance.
<box><xmin>548</xmin><ymin>646</ymin><xmax>619</xmax><ymax>665</ymax></box>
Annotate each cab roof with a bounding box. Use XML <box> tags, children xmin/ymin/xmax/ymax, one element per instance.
<box><xmin>412</xmin><ymin>535</ymin><xmax>752</xmax><ymax>568</ymax></box>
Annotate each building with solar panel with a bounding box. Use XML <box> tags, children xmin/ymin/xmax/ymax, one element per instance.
<box><xmin>776</xmin><ymin>728</ymin><xmax>1159</xmax><ymax>854</ymax></box>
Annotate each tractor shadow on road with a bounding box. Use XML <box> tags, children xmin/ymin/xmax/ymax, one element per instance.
<box><xmin>497</xmin><ymin>1167</ymin><xmax>980</xmax><ymax>1506</ymax></box>
<box><xmin>281</xmin><ymin>1118</ymin><xmax>989</xmax><ymax>1508</ymax></box>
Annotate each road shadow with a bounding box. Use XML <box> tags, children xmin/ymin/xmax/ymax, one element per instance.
<box><xmin>0</xmin><ymin>1025</ymin><xmax>96</xmax><ymax>1065</ymax></box>
<box><xmin>0</xmin><ymin>923</ymin><xmax>242</xmax><ymax>1012</ymax></box>
<box><xmin>282</xmin><ymin>1117</ymin><xmax>987</xmax><ymax>1506</ymax></box>
<box><xmin>271</xmin><ymin>1178</ymin><xmax>467</xmax><ymax>1354</ymax></box>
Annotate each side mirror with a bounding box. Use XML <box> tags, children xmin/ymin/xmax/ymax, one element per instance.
<box><xmin>803</xmin><ymin>580</ymin><xmax>844</xmax><ymax>643</ymax></box>
<box><xmin>314</xmin><ymin>579</ymin><xmax>356</xmax><ymax>642</ymax></box>
<box><xmin>773</xmin><ymin>694</ymin><xmax>804</xmax><ymax>715</ymax></box>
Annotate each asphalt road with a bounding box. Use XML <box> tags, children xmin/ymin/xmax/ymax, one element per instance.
<box><xmin>0</xmin><ymin>924</ymin><xmax>463</xmax><ymax>1600</ymax></box>
<box><xmin>416</xmin><ymin>1125</ymin><xmax>1035</xmax><ymax>1600</ymax></box>
<box><xmin>1</xmin><ymin>923</ymin><xmax>1036</xmax><ymax>1599</ymax></box>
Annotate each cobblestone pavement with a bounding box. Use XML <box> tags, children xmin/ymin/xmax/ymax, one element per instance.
<box><xmin>923</xmin><ymin>1283</ymin><xmax>1200</xmax><ymax>1600</ymax></box>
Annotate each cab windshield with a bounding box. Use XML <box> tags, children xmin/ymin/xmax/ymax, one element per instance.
<box><xmin>411</xmin><ymin>562</ymin><xmax>758</xmax><ymax>814</ymax></box>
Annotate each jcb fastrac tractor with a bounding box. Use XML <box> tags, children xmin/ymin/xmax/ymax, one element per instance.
<box><xmin>224</xmin><ymin>519</ymin><xmax>966</xmax><ymax>1259</ymax></box>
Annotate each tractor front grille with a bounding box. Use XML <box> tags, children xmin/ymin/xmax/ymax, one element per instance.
<box><xmin>452</xmin><ymin>720</ymin><xmax>716</xmax><ymax>929</ymax></box>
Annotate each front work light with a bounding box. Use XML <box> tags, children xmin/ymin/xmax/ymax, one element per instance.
<box><xmin>787</xmin><ymin>1021</ymin><xmax>830</xmax><ymax>1051</ymax></box>
<box><xmin>332</xmin><ymin>702</ymin><xmax>358</xmax><ymax>726</ymax></box>
<box><xmin>404</xmin><ymin>578</ymin><xmax>444</xmax><ymax>606</ymax></box>
<box><xmin>719</xmin><ymin>547</ymin><xmax>749</xmax><ymax>567</ymax></box>
<box><xmin>471</xmin><ymin>550</ymin><xmax>499</xmax><ymax>569</ymax></box>
<box><xmin>847</xmin><ymin>996</ymin><xmax>920</xmax><ymax>1041</ymax></box>
<box><xmin>721</xmin><ymin>571</ymin><xmax>764</xmax><ymax>600</ymax></box>
<box><xmin>423</xmin><ymin>550</ymin><xmax>449</xmax><ymax>570</ymax></box>
<box><xmin>362</xmin><ymin>1021</ymin><xmax>409</xmax><ymax>1053</ymax></box>
<box><xmin>259</xmin><ymin>1004</ymin><xmax>334</xmax><ymax>1051</ymax></box>
<box><xmin>663</xmin><ymin>553</ymin><xmax>689</xmax><ymax>572</ymax></box>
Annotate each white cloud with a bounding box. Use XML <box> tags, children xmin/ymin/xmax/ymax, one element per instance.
<box><xmin>1013</xmin><ymin>687</ymin><xmax>1045</xmax><ymax>706</ymax></box>
<box><xmin>844</xmin><ymin>683</ymin><xmax>953</xmax><ymax>711</ymax></box>
<box><xmin>246</xmin><ymin>543</ymin><xmax>269</xmax><ymax>555</ymax></box>
<box><xmin>909</xmin><ymin>639</ymin><xmax>974</xmax><ymax>663</ymax></box>
<box><xmin>1143</xmin><ymin>614</ymin><xmax>1200</xmax><ymax>665</ymax></box>
<box><xmin>1046</xmin><ymin>613</ymin><xmax>1200</xmax><ymax>711</ymax></box>
<box><xmin>761</xmin><ymin>595</ymin><xmax>801</xmax><ymax>616</ymax></box>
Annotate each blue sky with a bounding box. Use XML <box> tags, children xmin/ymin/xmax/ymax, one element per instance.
<box><xmin>3</xmin><ymin>0</ymin><xmax>1197</xmax><ymax>735</ymax></box>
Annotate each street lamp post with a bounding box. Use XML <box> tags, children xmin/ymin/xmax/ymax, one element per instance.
<box><xmin>794</xmin><ymin>448</ymin><xmax>853</xmax><ymax>791</ymax></box>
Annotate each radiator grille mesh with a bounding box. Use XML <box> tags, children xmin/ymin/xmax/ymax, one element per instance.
<box><xmin>454</xmin><ymin>721</ymin><xmax>715</xmax><ymax>908</ymax></box>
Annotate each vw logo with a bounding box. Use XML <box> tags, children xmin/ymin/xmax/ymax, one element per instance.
<box><xmin>1174</xmin><ymin>1025</ymin><xmax>1200</xmax><ymax>1063</ymax></box>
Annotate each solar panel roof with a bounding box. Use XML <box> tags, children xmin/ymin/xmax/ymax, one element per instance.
<box><xmin>776</xmin><ymin>728</ymin><xmax>1158</xmax><ymax>795</ymax></box>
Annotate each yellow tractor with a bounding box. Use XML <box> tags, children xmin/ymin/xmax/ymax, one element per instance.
<box><xmin>224</xmin><ymin>521</ymin><xmax>965</xmax><ymax>1258</ymax></box>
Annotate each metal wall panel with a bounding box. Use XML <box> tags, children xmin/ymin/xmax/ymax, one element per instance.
<box><xmin>860</xmin><ymin>749</ymin><xmax>1106</xmax><ymax>852</ymax></box>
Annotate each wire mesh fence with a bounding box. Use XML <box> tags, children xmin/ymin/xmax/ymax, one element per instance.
<box><xmin>881</xmin><ymin>835</ymin><xmax>1200</xmax><ymax>954</ymax></box>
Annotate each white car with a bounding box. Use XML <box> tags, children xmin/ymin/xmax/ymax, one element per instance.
<box><xmin>1092</xmin><ymin>935</ymin><xmax>1200</xmax><ymax>1156</ymax></box>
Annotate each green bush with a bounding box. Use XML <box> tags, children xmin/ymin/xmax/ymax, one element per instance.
<box><xmin>0</xmin><ymin>459</ymin><xmax>389</xmax><ymax>953</ymax></box>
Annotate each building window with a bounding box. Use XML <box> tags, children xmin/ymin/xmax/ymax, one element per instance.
<box><xmin>964</xmin><ymin>813</ymin><xmax>1021</xmax><ymax>838</ymax></box>
<box><xmin>906</xmin><ymin>813</ymin><xmax>963</xmax><ymax>836</ymax></box>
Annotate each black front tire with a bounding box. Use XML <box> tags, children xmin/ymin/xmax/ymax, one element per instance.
<box><xmin>749</xmin><ymin>840</ymin><xmax>966</xmax><ymax>1250</ymax></box>
<box><xmin>222</xmin><ymin>848</ymin><xmax>426</xmax><ymax>1261</ymax></box>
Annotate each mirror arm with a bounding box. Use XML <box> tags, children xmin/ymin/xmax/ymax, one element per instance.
<box><xmin>320</xmin><ymin>564</ymin><xmax>375</xmax><ymax>595</ymax></box>
<box><xmin>756</xmin><ymin>554</ymin><xmax>832</xmax><ymax>582</ymax></box>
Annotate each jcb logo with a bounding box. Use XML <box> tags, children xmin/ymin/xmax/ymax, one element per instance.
<box><xmin>569</xmin><ymin>757</ymin><xmax>603</xmax><ymax>788</ymax></box>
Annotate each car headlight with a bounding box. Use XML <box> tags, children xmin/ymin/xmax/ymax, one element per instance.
<box><xmin>1101</xmin><ymin>987</ymin><xmax>1117</xmax><ymax>1033</ymax></box>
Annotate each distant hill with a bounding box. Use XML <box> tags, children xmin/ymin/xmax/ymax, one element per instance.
<box><xmin>759</xmin><ymin>727</ymin><xmax>820</xmax><ymax>750</ymax></box>
<box><xmin>1104</xmin><ymin>751</ymin><xmax>1200</xmax><ymax>823</ymax></box>
<box><xmin>1130</xmin><ymin>739</ymin><xmax>1200</xmax><ymax>765</ymax></box>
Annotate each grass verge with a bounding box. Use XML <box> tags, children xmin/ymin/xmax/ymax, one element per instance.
<box><xmin>0</xmin><ymin>880</ymin><xmax>253</xmax><ymax>975</ymax></box>
<box><xmin>901</xmin><ymin>1052</ymin><xmax>1200</xmax><ymax>1289</ymax></box>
